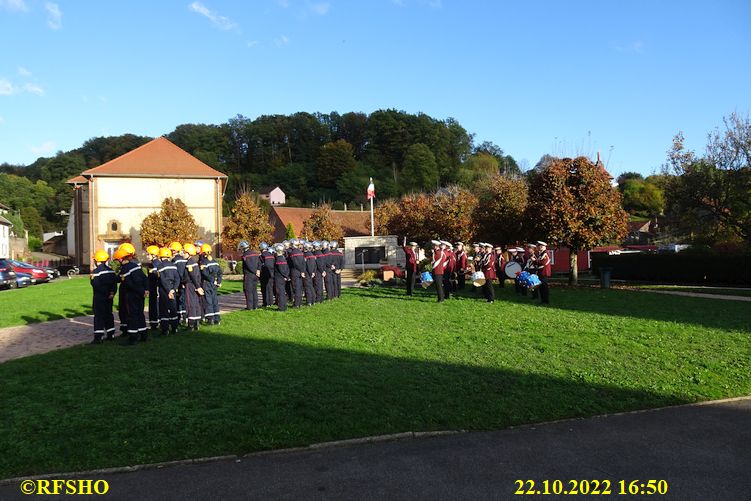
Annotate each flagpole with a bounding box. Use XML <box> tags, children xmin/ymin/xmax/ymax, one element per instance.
<box><xmin>370</xmin><ymin>196</ymin><xmax>374</xmax><ymax>237</ymax></box>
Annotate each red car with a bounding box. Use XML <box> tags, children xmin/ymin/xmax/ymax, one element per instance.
<box><xmin>8</xmin><ymin>260</ymin><xmax>50</xmax><ymax>284</ymax></box>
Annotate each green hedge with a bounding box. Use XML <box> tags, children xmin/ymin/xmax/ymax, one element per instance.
<box><xmin>591</xmin><ymin>252</ymin><xmax>751</xmax><ymax>285</ymax></box>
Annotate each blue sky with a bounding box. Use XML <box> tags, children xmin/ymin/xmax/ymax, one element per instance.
<box><xmin>1</xmin><ymin>0</ymin><xmax>749</xmax><ymax>177</ymax></box>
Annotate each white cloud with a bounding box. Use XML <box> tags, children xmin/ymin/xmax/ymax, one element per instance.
<box><xmin>18</xmin><ymin>66</ymin><xmax>31</xmax><ymax>77</ymax></box>
<box><xmin>45</xmin><ymin>2</ymin><xmax>62</xmax><ymax>30</ymax></box>
<box><xmin>310</xmin><ymin>2</ymin><xmax>330</xmax><ymax>15</ymax></box>
<box><xmin>247</xmin><ymin>40</ymin><xmax>259</xmax><ymax>48</ymax></box>
<box><xmin>277</xmin><ymin>0</ymin><xmax>289</xmax><ymax>7</ymax></box>
<box><xmin>275</xmin><ymin>34</ymin><xmax>289</xmax><ymax>47</ymax></box>
<box><xmin>31</xmin><ymin>141</ymin><xmax>57</xmax><ymax>156</ymax></box>
<box><xmin>0</xmin><ymin>0</ymin><xmax>28</xmax><ymax>12</ymax></box>
<box><xmin>0</xmin><ymin>79</ymin><xmax>14</xmax><ymax>95</ymax></box>
<box><xmin>614</xmin><ymin>40</ymin><xmax>645</xmax><ymax>54</ymax></box>
<box><xmin>23</xmin><ymin>83</ymin><xmax>44</xmax><ymax>96</ymax></box>
<box><xmin>188</xmin><ymin>1</ymin><xmax>237</xmax><ymax>30</ymax></box>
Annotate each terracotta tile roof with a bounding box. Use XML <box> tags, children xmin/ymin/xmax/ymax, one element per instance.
<box><xmin>77</xmin><ymin>136</ymin><xmax>227</xmax><ymax>178</ymax></box>
<box><xmin>66</xmin><ymin>175</ymin><xmax>87</xmax><ymax>185</ymax></box>
<box><xmin>627</xmin><ymin>220</ymin><xmax>652</xmax><ymax>233</ymax></box>
<box><xmin>269</xmin><ymin>206</ymin><xmax>371</xmax><ymax>241</ymax></box>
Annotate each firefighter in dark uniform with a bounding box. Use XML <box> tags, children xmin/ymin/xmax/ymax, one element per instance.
<box><xmin>116</xmin><ymin>243</ymin><xmax>136</xmax><ymax>337</ymax></box>
<box><xmin>116</xmin><ymin>243</ymin><xmax>149</xmax><ymax>344</ymax></box>
<box><xmin>313</xmin><ymin>241</ymin><xmax>325</xmax><ymax>303</ymax></box>
<box><xmin>183</xmin><ymin>243</ymin><xmax>204</xmax><ymax>331</ymax></box>
<box><xmin>157</xmin><ymin>247</ymin><xmax>180</xmax><ymax>335</ymax></box>
<box><xmin>481</xmin><ymin>243</ymin><xmax>496</xmax><ymax>303</ymax></box>
<box><xmin>169</xmin><ymin>241</ymin><xmax>187</xmax><ymax>323</ymax></box>
<box><xmin>199</xmin><ymin>243</ymin><xmax>222</xmax><ymax>324</ymax></box>
<box><xmin>283</xmin><ymin>240</ymin><xmax>294</xmax><ymax>302</ymax></box>
<box><xmin>303</xmin><ymin>241</ymin><xmax>317</xmax><ymax>305</ymax></box>
<box><xmin>330</xmin><ymin>240</ymin><xmax>343</xmax><ymax>298</ymax></box>
<box><xmin>288</xmin><ymin>240</ymin><xmax>306</xmax><ymax>308</ymax></box>
<box><xmin>239</xmin><ymin>241</ymin><xmax>260</xmax><ymax>310</ymax></box>
<box><xmin>90</xmin><ymin>249</ymin><xmax>118</xmax><ymax>344</ymax></box>
<box><xmin>431</xmin><ymin>240</ymin><xmax>446</xmax><ymax>303</ymax></box>
<box><xmin>258</xmin><ymin>242</ymin><xmax>274</xmax><ymax>307</ymax></box>
<box><xmin>402</xmin><ymin>238</ymin><xmax>419</xmax><ymax>296</ymax></box>
<box><xmin>455</xmin><ymin>242</ymin><xmax>468</xmax><ymax>290</ymax></box>
<box><xmin>144</xmin><ymin>245</ymin><xmax>161</xmax><ymax>330</ymax></box>
<box><xmin>321</xmin><ymin>240</ymin><xmax>334</xmax><ymax>300</ymax></box>
<box><xmin>273</xmin><ymin>243</ymin><xmax>290</xmax><ymax>311</ymax></box>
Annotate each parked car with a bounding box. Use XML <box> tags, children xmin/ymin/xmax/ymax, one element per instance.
<box><xmin>15</xmin><ymin>272</ymin><xmax>32</xmax><ymax>288</ymax></box>
<box><xmin>7</xmin><ymin>260</ymin><xmax>50</xmax><ymax>284</ymax></box>
<box><xmin>40</xmin><ymin>265</ymin><xmax>60</xmax><ymax>280</ymax></box>
<box><xmin>57</xmin><ymin>264</ymin><xmax>80</xmax><ymax>278</ymax></box>
<box><xmin>0</xmin><ymin>259</ymin><xmax>18</xmax><ymax>289</ymax></box>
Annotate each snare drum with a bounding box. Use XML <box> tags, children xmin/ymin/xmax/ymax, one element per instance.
<box><xmin>504</xmin><ymin>261</ymin><xmax>522</xmax><ymax>279</ymax></box>
<box><xmin>420</xmin><ymin>271</ymin><xmax>434</xmax><ymax>288</ymax></box>
<box><xmin>471</xmin><ymin>271</ymin><xmax>486</xmax><ymax>287</ymax></box>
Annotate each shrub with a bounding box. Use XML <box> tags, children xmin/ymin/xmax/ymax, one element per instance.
<box><xmin>357</xmin><ymin>270</ymin><xmax>377</xmax><ymax>284</ymax></box>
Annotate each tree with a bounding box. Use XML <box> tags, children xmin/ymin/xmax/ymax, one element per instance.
<box><xmin>285</xmin><ymin>223</ymin><xmax>296</xmax><ymax>239</ymax></box>
<box><xmin>457</xmin><ymin>152</ymin><xmax>499</xmax><ymax>187</ymax></box>
<box><xmin>665</xmin><ymin>112</ymin><xmax>751</xmax><ymax>243</ymax></box>
<box><xmin>301</xmin><ymin>204</ymin><xmax>344</xmax><ymax>242</ymax></box>
<box><xmin>374</xmin><ymin>199</ymin><xmax>400</xmax><ymax>235</ymax></box>
<box><xmin>527</xmin><ymin>156</ymin><xmax>628</xmax><ymax>285</ymax></box>
<box><xmin>20</xmin><ymin>206</ymin><xmax>44</xmax><ymax>238</ymax></box>
<box><xmin>401</xmin><ymin>143</ymin><xmax>438</xmax><ymax>192</ymax></box>
<box><xmin>620</xmin><ymin>178</ymin><xmax>665</xmax><ymax>217</ymax></box>
<box><xmin>221</xmin><ymin>192</ymin><xmax>274</xmax><ymax>251</ymax></box>
<box><xmin>474</xmin><ymin>174</ymin><xmax>529</xmax><ymax>244</ymax></box>
<box><xmin>140</xmin><ymin>198</ymin><xmax>199</xmax><ymax>248</ymax></box>
<box><xmin>317</xmin><ymin>140</ymin><xmax>357</xmax><ymax>186</ymax></box>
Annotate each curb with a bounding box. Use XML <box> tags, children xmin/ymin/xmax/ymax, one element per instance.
<box><xmin>0</xmin><ymin>430</ymin><xmax>464</xmax><ymax>486</ymax></box>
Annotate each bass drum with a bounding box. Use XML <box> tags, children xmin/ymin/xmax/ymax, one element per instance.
<box><xmin>420</xmin><ymin>271</ymin><xmax>434</xmax><ymax>289</ymax></box>
<box><xmin>504</xmin><ymin>261</ymin><xmax>522</xmax><ymax>279</ymax></box>
<box><xmin>471</xmin><ymin>271</ymin><xmax>486</xmax><ymax>287</ymax></box>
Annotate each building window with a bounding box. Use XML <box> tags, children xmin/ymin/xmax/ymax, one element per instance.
<box><xmin>111</xmin><ymin>222</ymin><xmax>118</xmax><ymax>232</ymax></box>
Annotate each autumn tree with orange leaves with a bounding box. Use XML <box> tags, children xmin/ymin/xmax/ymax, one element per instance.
<box><xmin>527</xmin><ymin>156</ymin><xmax>628</xmax><ymax>285</ymax></box>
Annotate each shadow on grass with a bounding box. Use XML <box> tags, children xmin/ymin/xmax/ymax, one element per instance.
<box><xmin>351</xmin><ymin>283</ymin><xmax>751</xmax><ymax>333</ymax></box>
<box><xmin>0</xmin><ymin>329</ymin><xmax>694</xmax><ymax>478</ymax></box>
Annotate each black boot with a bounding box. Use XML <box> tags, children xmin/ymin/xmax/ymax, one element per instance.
<box><xmin>90</xmin><ymin>335</ymin><xmax>103</xmax><ymax>345</ymax></box>
<box><xmin>140</xmin><ymin>331</ymin><xmax>148</xmax><ymax>342</ymax></box>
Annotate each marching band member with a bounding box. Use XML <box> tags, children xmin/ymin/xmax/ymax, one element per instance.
<box><xmin>472</xmin><ymin>243</ymin><xmax>482</xmax><ymax>273</ymax></box>
<box><xmin>402</xmin><ymin>238</ymin><xmax>419</xmax><ymax>296</ymax></box>
<box><xmin>440</xmin><ymin>241</ymin><xmax>453</xmax><ymax>299</ymax></box>
<box><xmin>431</xmin><ymin>240</ymin><xmax>446</xmax><ymax>303</ymax></box>
<box><xmin>481</xmin><ymin>243</ymin><xmax>496</xmax><ymax>303</ymax></box>
<box><xmin>455</xmin><ymin>242</ymin><xmax>468</xmax><ymax>290</ymax></box>
<box><xmin>533</xmin><ymin>241</ymin><xmax>551</xmax><ymax>304</ymax></box>
<box><xmin>494</xmin><ymin>246</ymin><xmax>505</xmax><ymax>288</ymax></box>
<box><xmin>509</xmin><ymin>246</ymin><xmax>524</xmax><ymax>294</ymax></box>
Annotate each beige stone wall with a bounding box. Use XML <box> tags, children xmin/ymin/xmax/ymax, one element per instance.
<box><xmin>90</xmin><ymin>177</ymin><xmax>221</xmax><ymax>255</ymax></box>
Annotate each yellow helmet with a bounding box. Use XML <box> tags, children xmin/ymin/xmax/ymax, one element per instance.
<box><xmin>146</xmin><ymin>245</ymin><xmax>160</xmax><ymax>256</ymax></box>
<box><xmin>118</xmin><ymin>242</ymin><xmax>136</xmax><ymax>256</ymax></box>
<box><xmin>169</xmin><ymin>241</ymin><xmax>183</xmax><ymax>252</ymax></box>
<box><xmin>158</xmin><ymin>247</ymin><xmax>172</xmax><ymax>258</ymax></box>
<box><xmin>113</xmin><ymin>249</ymin><xmax>128</xmax><ymax>261</ymax></box>
<box><xmin>93</xmin><ymin>250</ymin><xmax>109</xmax><ymax>263</ymax></box>
<box><xmin>200</xmin><ymin>243</ymin><xmax>212</xmax><ymax>254</ymax></box>
<box><xmin>183</xmin><ymin>243</ymin><xmax>197</xmax><ymax>256</ymax></box>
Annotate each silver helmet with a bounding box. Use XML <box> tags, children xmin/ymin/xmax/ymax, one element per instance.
<box><xmin>282</xmin><ymin>240</ymin><xmax>290</xmax><ymax>249</ymax></box>
<box><xmin>303</xmin><ymin>241</ymin><xmax>313</xmax><ymax>251</ymax></box>
<box><xmin>313</xmin><ymin>241</ymin><xmax>322</xmax><ymax>250</ymax></box>
<box><xmin>322</xmin><ymin>240</ymin><xmax>330</xmax><ymax>249</ymax></box>
<box><xmin>259</xmin><ymin>241</ymin><xmax>269</xmax><ymax>251</ymax></box>
<box><xmin>329</xmin><ymin>240</ymin><xmax>338</xmax><ymax>250</ymax></box>
<box><xmin>237</xmin><ymin>240</ymin><xmax>250</xmax><ymax>251</ymax></box>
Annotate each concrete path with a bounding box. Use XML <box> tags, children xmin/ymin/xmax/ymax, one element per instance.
<box><xmin>640</xmin><ymin>290</ymin><xmax>751</xmax><ymax>302</ymax></box>
<box><xmin>0</xmin><ymin>278</ymin><xmax>359</xmax><ymax>364</ymax></box>
<box><xmin>1</xmin><ymin>397</ymin><xmax>749</xmax><ymax>500</ymax></box>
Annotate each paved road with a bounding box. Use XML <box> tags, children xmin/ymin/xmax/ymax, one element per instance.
<box><xmin>2</xmin><ymin>397</ymin><xmax>749</xmax><ymax>500</ymax></box>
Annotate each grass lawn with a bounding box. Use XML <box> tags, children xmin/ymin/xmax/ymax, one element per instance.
<box><xmin>1</xmin><ymin>285</ymin><xmax>750</xmax><ymax>478</ymax></box>
<box><xmin>0</xmin><ymin>277</ymin><xmax>244</xmax><ymax>329</ymax></box>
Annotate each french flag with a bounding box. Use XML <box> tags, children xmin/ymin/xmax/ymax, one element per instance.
<box><xmin>366</xmin><ymin>178</ymin><xmax>375</xmax><ymax>200</ymax></box>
